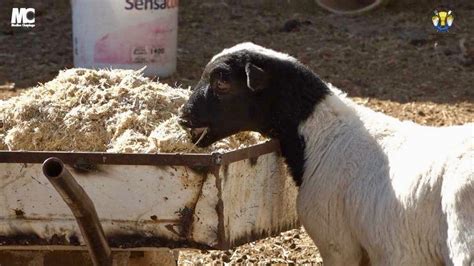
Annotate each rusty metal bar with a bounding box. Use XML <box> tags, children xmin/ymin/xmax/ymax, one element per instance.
<box><xmin>0</xmin><ymin>140</ymin><xmax>280</xmax><ymax>166</ymax></box>
<box><xmin>0</xmin><ymin>151</ymin><xmax>214</xmax><ymax>166</ymax></box>
<box><xmin>220</xmin><ymin>140</ymin><xmax>280</xmax><ymax>165</ymax></box>
<box><xmin>42</xmin><ymin>157</ymin><xmax>112</xmax><ymax>266</ymax></box>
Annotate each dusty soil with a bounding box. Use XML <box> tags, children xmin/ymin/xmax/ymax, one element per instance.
<box><xmin>0</xmin><ymin>0</ymin><xmax>473</xmax><ymax>264</ymax></box>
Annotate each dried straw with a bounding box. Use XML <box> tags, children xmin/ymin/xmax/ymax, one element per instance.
<box><xmin>0</xmin><ymin>68</ymin><xmax>265</xmax><ymax>153</ymax></box>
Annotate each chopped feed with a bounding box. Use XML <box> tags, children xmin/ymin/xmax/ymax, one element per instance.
<box><xmin>0</xmin><ymin>68</ymin><xmax>265</xmax><ymax>152</ymax></box>
<box><xmin>178</xmin><ymin>227</ymin><xmax>322</xmax><ymax>265</ymax></box>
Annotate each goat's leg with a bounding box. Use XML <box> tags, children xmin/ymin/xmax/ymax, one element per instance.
<box><xmin>297</xmin><ymin>204</ymin><xmax>366</xmax><ymax>265</ymax></box>
<box><xmin>306</xmin><ymin>225</ymin><xmax>366</xmax><ymax>266</ymax></box>
<box><xmin>442</xmin><ymin>160</ymin><xmax>474</xmax><ymax>266</ymax></box>
<box><xmin>317</xmin><ymin>245</ymin><xmax>368</xmax><ymax>266</ymax></box>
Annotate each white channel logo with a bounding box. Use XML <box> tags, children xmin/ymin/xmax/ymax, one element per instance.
<box><xmin>11</xmin><ymin>8</ymin><xmax>35</xmax><ymax>28</ymax></box>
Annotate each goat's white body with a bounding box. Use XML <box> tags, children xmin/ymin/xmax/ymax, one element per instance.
<box><xmin>298</xmin><ymin>87</ymin><xmax>474</xmax><ymax>266</ymax></box>
<box><xmin>210</xmin><ymin>42</ymin><xmax>473</xmax><ymax>265</ymax></box>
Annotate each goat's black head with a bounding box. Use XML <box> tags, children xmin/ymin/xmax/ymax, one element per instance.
<box><xmin>179</xmin><ymin>43</ymin><xmax>281</xmax><ymax>146</ymax></box>
<box><xmin>179</xmin><ymin>42</ymin><xmax>329</xmax><ymax>148</ymax></box>
<box><xmin>179</xmin><ymin>43</ymin><xmax>330</xmax><ymax>186</ymax></box>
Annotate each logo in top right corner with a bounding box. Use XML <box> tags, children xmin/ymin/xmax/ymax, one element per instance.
<box><xmin>432</xmin><ymin>8</ymin><xmax>454</xmax><ymax>32</ymax></box>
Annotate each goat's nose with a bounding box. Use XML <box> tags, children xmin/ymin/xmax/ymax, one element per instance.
<box><xmin>179</xmin><ymin>108</ymin><xmax>190</xmax><ymax>120</ymax></box>
<box><xmin>178</xmin><ymin>110</ymin><xmax>193</xmax><ymax>127</ymax></box>
<box><xmin>178</xmin><ymin>117</ymin><xmax>192</xmax><ymax>127</ymax></box>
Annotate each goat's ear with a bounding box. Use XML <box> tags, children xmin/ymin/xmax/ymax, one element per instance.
<box><xmin>245</xmin><ymin>63</ymin><xmax>268</xmax><ymax>92</ymax></box>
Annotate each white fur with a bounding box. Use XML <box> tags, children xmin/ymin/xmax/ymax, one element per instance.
<box><xmin>210</xmin><ymin>43</ymin><xmax>473</xmax><ymax>265</ymax></box>
<box><xmin>211</xmin><ymin>42</ymin><xmax>297</xmax><ymax>63</ymax></box>
<box><xmin>298</xmin><ymin>84</ymin><xmax>474</xmax><ymax>265</ymax></box>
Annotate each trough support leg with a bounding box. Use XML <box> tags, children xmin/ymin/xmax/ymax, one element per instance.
<box><xmin>42</xmin><ymin>157</ymin><xmax>112</xmax><ymax>266</ymax></box>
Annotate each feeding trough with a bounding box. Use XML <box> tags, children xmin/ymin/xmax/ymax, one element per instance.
<box><xmin>0</xmin><ymin>140</ymin><xmax>298</xmax><ymax>252</ymax></box>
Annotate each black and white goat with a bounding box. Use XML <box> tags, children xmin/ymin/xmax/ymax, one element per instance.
<box><xmin>179</xmin><ymin>43</ymin><xmax>473</xmax><ymax>266</ymax></box>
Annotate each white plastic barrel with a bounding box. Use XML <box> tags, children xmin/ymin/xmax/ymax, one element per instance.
<box><xmin>71</xmin><ymin>0</ymin><xmax>178</xmax><ymax>77</ymax></box>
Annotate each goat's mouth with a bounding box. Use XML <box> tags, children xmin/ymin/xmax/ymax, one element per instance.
<box><xmin>179</xmin><ymin>118</ymin><xmax>237</xmax><ymax>147</ymax></box>
<box><xmin>190</xmin><ymin>127</ymin><xmax>208</xmax><ymax>137</ymax></box>
<box><xmin>190</xmin><ymin>127</ymin><xmax>210</xmax><ymax>144</ymax></box>
<box><xmin>178</xmin><ymin>119</ymin><xmax>214</xmax><ymax>147</ymax></box>
<box><xmin>190</xmin><ymin>126</ymin><xmax>220</xmax><ymax>147</ymax></box>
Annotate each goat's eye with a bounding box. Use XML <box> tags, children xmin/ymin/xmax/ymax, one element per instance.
<box><xmin>214</xmin><ymin>80</ymin><xmax>231</xmax><ymax>93</ymax></box>
<box><xmin>210</xmin><ymin>69</ymin><xmax>231</xmax><ymax>94</ymax></box>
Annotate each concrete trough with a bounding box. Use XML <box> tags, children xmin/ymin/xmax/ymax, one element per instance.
<box><xmin>0</xmin><ymin>140</ymin><xmax>298</xmax><ymax>251</ymax></box>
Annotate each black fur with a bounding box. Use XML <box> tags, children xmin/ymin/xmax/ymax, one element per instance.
<box><xmin>252</xmin><ymin>53</ymin><xmax>329</xmax><ymax>186</ymax></box>
<box><xmin>181</xmin><ymin>48</ymin><xmax>330</xmax><ymax>186</ymax></box>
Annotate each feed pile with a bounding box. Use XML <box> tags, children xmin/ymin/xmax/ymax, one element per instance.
<box><xmin>0</xmin><ymin>69</ymin><xmax>265</xmax><ymax>152</ymax></box>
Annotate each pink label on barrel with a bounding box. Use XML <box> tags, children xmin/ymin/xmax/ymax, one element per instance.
<box><xmin>94</xmin><ymin>18</ymin><xmax>173</xmax><ymax>64</ymax></box>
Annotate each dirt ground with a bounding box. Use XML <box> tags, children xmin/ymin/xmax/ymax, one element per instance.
<box><xmin>0</xmin><ymin>0</ymin><xmax>473</xmax><ymax>264</ymax></box>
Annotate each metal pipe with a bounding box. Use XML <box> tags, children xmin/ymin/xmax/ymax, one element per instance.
<box><xmin>316</xmin><ymin>0</ymin><xmax>391</xmax><ymax>15</ymax></box>
<box><xmin>42</xmin><ymin>157</ymin><xmax>112</xmax><ymax>266</ymax></box>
